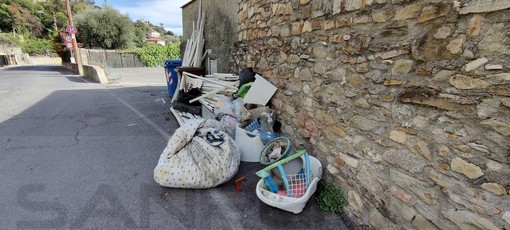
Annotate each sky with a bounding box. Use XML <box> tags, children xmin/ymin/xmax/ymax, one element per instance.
<box><xmin>95</xmin><ymin>0</ymin><xmax>190</xmax><ymax>36</ymax></box>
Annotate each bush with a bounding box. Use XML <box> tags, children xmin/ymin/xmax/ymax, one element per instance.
<box><xmin>21</xmin><ymin>38</ymin><xmax>52</xmax><ymax>55</ymax></box>
<box><xmin>316</xmin><ymin>184</ymin><xmax>347</xmax><ymax>214</ymax></box>
<box><xmin>133</xmin><ymin>43</ymin><xmax>180</xmax><ymax>67</ymax></box>
<box><xmin>0</xmin><ymin>32</ymin><xmax>21</xmax><ymax>46</ymax></box>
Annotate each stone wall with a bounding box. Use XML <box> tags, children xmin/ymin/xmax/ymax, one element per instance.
<box><xmin>233</xmin><ymin>0</ymin><xmax>510</xmax><ymax>229</ymax></box>
<box><xmin>0</xmin><ymin>45</ymin><xmax>31</xmax><ymax>65</ymax></box>
<box><xmin>182</xmin><ymin>0</ymin><xmax>238</xmax><ymax>73</ymax></box>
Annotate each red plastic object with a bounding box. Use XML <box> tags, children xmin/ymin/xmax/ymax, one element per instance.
<box><xmin>235</xmin><ymin>176</ymin><xmax>246</xmax><ymax>191</ymax></box>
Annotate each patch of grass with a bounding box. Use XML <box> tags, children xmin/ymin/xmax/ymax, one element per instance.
<box><xmin>316</xmin><ymin>183</ymin><xmax>347</xmax><ymax>214</ymax></box>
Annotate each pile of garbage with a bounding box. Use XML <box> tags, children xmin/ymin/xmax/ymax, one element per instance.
<box><xmin>154</xmin><ymin>67</ymin><xmax>323</xmax><ymax>214</ymax></box>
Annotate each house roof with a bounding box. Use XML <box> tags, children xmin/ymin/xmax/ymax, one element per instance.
<box><xmin>147</xmin><ymin>38</ymin><xmax>165</xmax><ymax>42</ymax></box>
<box><xmin>181</xmin><ymin>0</ymin><xmax>196</xmax><ymax>8</ymax></box>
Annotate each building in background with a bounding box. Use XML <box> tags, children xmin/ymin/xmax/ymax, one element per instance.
<box><xmin>146</xmin><ymin>29</ymin><xmax>166</xmax><ymax>46</ymax></box>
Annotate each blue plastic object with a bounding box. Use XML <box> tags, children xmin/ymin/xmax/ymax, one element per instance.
<box><xmin>244</xmin><ymin>119</ymin><xmax>261</xmax><ymax>132</ymax></box>
<box><xmin>164</xmin><ymin>59</ymin><xmax>183</xmax><ymax>98</ymax></box>
<box><xmin>256</xmin><ymin>150</ymin><xmax>311</xmax><ymax>197</ymax></box>
<box><xmin>264</xmin><ymin>177</ymin><xmax>279</xmax><ymax>193</ymax></box>
<box><xmin>244</xmin><ymin>119</ymin><xmax>279</xmax><ymax>144</ymax></box>
<box><xmin>259</xmin><ymin>131</ymin><xmax>279</xmax><ymax>145</ymax></box>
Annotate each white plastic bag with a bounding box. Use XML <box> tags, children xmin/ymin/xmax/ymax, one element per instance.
<box><xmin>215</xmin><ymin>98</ymin><xmax>251</xmax><ymax>122</ymax></box>
<box><xmin>220</xmin><ymin>115</ymin><xmax>239</xmax><ymax>137</ymax></box>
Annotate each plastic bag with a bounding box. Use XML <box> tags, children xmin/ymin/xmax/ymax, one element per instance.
<box><xmin>239</xmin><ymin>67</ymin><xmax>256</xmax><ymax>88</ymax></box>
<box><xmin>214</xmin><ymin>95</ymin><xmax>232</xmax><ymax>109</ymax></box>
<box><xmin>220</xmin><ymin>115</ymin><xmax>240</xmax><ymax>137</ymax></box>
<box><xmin>215</xmin><ymin>98</ymin><xmax>251</xmax><ymax>122</ymax></box>
<box><xmin>248</xmin><ymin>106</ymin><xmax>275</xmax><ymax>132</ymax></box>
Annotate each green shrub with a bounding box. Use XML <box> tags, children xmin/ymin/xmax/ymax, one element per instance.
<box><xmin>21</xmin><ymin>38</ymin><xmax>52</xmax><ymax>55</ymax></box>
<box><xmin>0</xmin><ymin>32</ymin><xmax>21</xmax><ymax>46</ymax></box>
<box><xmin>132</xmin><ymin>43</ymin><xmax>180</xmax><ymax>67</ymax></box>
<box><xmin>316</xmin><ymin>184</ymin><xmax>347</xmax><ymax>213</ymax></box>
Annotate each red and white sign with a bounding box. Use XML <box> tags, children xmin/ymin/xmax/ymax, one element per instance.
<box><xmin>64</xmin><ymin>35</ymin><xmax>72</xmax><ymax>42</ymax></box>
<box><xmin>168</xmin><ymin>71</ymin><xmax>174</xmax><ymax>85</ymax></box>
<box><xmin>66</xmin><ymin>43</ymin><xmax>73</xmax><ymax>49</ymax></box>
<box><xmin>66</xmin><ymin>25</ymin><xmax>77</xmax><ymax>35</ymax></box>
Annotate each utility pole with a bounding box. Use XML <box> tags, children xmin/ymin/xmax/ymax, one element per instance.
<box><xmin>65</xmin><ymin>0</ymin><xmax>83</xmax><ymax>75</ymax></box>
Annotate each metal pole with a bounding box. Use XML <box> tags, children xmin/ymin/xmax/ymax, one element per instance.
<box><xmin>65</xmin><ymin>0</ymin><xmax>83</xmax><ymax>75</ymax></box>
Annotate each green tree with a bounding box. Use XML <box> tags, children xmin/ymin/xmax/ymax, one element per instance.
<box><xmin>40</xmin><ymin>0</ymin><xmax>67</xmax><ymax>31</ymax></box>
<box><xmin>0</xmin><ymin>5</ymin><xmax>14</xmax><ymax>32</ymax></box>
<box><xmin>74</xmin><ymin>5</ymin><xmax>135</xmax><ymax>49</ymax></box>
<box><xmin>4</xmin><ymin>2</ymin><xmax>43</xmax><ymax>37</ymax></box>
<box><xmin>133</xmin><ymin>19</ymin><xmax>148</xmax><ymax>48</ymax></box>
<box><xmin>55</xmin><ymin>12</ymin><xmax>68</xmax><ymax>29</ymax></box>
<box><xmin>71</xmin><ymin>2</ymin><xmax>90</xmax><ymax>14</ymax></box>
<box><xmin>72</xmin><ymin>0</ymin><xmax>95</xmax><ymax>4</ymax></box>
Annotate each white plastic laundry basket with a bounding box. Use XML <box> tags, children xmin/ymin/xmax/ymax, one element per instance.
<box><xmin>255</xmin><ymin>155</ymin><xmax>323</xmax><ymax>214</ymax></box>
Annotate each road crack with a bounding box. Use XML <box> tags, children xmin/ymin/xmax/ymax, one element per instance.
<box><xmin>7</xmin><ymin>130</ymin><xmax>25</xmax><ymax>143</ymax></box>
<box><xmin>74</xmin><ymin>119</ymin><xmax>89</xmax><ymax>143</ymax></box>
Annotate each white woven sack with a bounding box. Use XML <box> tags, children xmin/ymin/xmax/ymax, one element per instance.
<box><xmin>154</xmin><ymin>119</ymin><xmax>241</xmax><ymax>189</ymax></box>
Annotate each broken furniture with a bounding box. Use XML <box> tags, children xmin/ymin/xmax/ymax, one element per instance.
<box><xmin>170</xmin><ymin>71</ymin><xmax>239</xmax><ymax>125</ymax></box>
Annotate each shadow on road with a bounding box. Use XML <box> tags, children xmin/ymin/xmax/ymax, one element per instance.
<box><xmin>0</xmin><ymin>82</ymin><xmax>352</xmax><ymax>229</ymax></box>
<box><xmin>2</xmin><ymin>65</ymin><xmax>72</xmax><ymax>75</ymax></box>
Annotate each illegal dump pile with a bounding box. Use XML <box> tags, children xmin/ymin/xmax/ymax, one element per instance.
<box><xmin>154</xmin><ymin>66</ymin><xmax>323</xmax><ymax>214</ymax></box>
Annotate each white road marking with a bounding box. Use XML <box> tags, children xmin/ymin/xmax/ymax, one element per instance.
<box><xmin>73</xmin><ymin>75</ymin><xmax>247</xmax><ymax>228</ymax></box>
<box><xmin>110</xmin><ymin>93</ymin><xmax>171</xmax><ymax>140</ymax></box>
<box><xmin>75</xmin><ymin>76</ymin><xmax>171</xmax><ymax>140</ymax></box>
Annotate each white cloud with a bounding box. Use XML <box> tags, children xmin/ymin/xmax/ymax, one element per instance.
<box><xmin>116</xmin><ymin>0</ymin><xmax>190</xmax><ymax>35</ymax></box>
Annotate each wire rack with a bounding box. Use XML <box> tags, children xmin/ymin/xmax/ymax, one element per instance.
<box><xmin>286</xmin><ymin>173</ymin><xmax>308</xmax><ymax>198</ymax></box>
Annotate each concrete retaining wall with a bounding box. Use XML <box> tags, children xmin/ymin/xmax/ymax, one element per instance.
<box><xmin>62</xmin><ymin>62</ymin><xmax>108</xmax><ymax>84</ymax></box>
<box><xmin>79</xmin><ymin>48</ymin><xmax>145</xmax><ymax>68</ymax></box>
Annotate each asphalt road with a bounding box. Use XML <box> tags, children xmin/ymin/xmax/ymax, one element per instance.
<box><xmin>0</xmin><ymin>65</ymin><xmax>350</xmax><ymax>229</ymax></box>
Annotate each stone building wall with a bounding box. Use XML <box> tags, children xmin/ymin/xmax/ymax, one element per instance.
<box><xmin>182</xmin><ymin>0</ymin><xmax>238</xmax><ymax>73</ymax></box>
<box><xmin>233</xmin><ymin>0</ymin><xmax>510</xmax><ymax>229</ymax></box>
